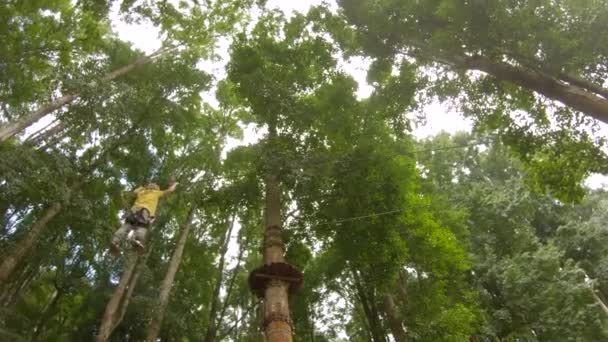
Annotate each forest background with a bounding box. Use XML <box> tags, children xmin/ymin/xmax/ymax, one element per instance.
<box><xmin>2</xmin><ymin>0</ymin><xmax>608</xmax><ymax>341</ymax></box>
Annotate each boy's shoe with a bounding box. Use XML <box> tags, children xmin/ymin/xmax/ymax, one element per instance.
<box><xmin>110</xmin><ymin>241</ymin><xmax>121</xmax><ymax>257</ymax></box>
<box><xmin>130</xmin><ymin>238</ymin><xmax>145</xmax><ymax>254</ymax></box>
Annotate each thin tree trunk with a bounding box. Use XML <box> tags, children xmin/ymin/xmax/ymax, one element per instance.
<box><xmin>382</xmin><ymin>294</ymin><xmax>406</xmax><ymax>342</ymax></box>
<box><xmin>95</xmin><ymin>252</ymin><xmax>139</xmax><ymax>342</ymax></box>
<box><xmin>591</xmin><ymin>288</ymin><xmax>608</xmax><ymax>317</ymax></box>
<box><xmin>30</xmin><ymin>288</ymin><xmax>62</xmax><ymax>342</ymax></box>
<box><xmin>397</xmin><ymin>272</ymin><xmax>408</xmax><ymax>307</ymax></box>
<box><xmin>203</xmin><ymin>211</ymin><xmax>236</xmax><ymax>342</ymax></box>
<box><xmin>0</xmin><ymin>257</ymin><xmax>35</xmax><ymax>305</ymax></box>
<box><xmin>352</xmin><ymin>270</ymin><xmax>387</xmax><ymax>342</ymax></box>
<box><xmin>145</xmin><ymin>208</ymin><xmax>197</xmax><ymax>342</ymax></box>
<box><xmin>23</xmin><ymin>117</ymin><xmax>60</xmax><ymax>144</ymax></box>
<box><xmin>216</xmin><ymin>234</ymin><xmax>246</xmax><ymax>329</ymax></box>
<box><xmin>0</xmin><ymin>202</ymin><xmax>63</xmax><ymax>283</ymax></box>
<box><xmin>27</xmin><ymin>121</ymin><xmax>66</xmax><ymax>147</ymax></box>
<box><xmin>0</xmin><ymin>47</ymin><xmax>171</xmax><ymax>143</ymax></box>
<box><xmin>1</xmin><ymin>227</ymin><xmax>63</xmax><ymax>306</ymax></box>
<box><xmin>113</xmin><ymin>249</ymin><xmax>149</xmax><ymax>332</ymax></box>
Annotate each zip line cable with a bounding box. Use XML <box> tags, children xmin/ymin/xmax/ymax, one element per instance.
<box><xmin>292</xmin><ymin>138</ymin><xmax>494</xmax><ymax>173</ymax></box>
<box><xmin>314</xmin><ymin>209</ymin><xmax>405</xmax><ymax>226</ymax></box>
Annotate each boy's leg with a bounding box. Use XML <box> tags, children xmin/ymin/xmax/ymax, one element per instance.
<box><xmin>128</xmin><ymin>208</ymin><xmax>150</xmax><ymax>253</ymax></box>
<box><xmin>111</xmin><ymin>222</ymin><xmax>133</xmax><ymax>256</ymax></box>
<box><xmin>130</xmin><ymin>227</ymin><xmax>147</xmax><ymax>253</ymax></box>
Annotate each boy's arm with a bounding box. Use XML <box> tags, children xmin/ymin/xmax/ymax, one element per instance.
<box><xmin>162</xmin><ymin>182</ymin><xmax>178</xmax><ymax>196</ymax></box>
<box><xmin>133</xmin><ymin>186</ymin><xmax>144</xmax><ymax>195</ymax></box>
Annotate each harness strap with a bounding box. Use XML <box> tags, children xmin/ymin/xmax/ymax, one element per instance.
<box><xmin>126</xmin><ymin>208</ymin><xmax>152</xmax><ymax>227</ymax></box>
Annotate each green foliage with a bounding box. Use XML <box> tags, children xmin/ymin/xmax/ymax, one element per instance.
<box><xmin>2</xmin><ymin>2</ymin><xmax>608</xmax><ymax>342</ymax></box>
<box><xmin>329</xmin><ymin>0</ymin><xmax>608</xmax><ymax>202</ymax></box>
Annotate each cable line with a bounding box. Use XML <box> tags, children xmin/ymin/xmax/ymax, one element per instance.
<box><xmin>312</xmin><ymin>209</ymin><xmax>405</xmax><ymax>227</ymax></box>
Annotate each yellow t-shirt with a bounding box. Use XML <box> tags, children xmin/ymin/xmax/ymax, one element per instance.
<box><xmin>132</xmin><ymin>189</ymin><xmax>164</xmax><ymax>216</ymax></box>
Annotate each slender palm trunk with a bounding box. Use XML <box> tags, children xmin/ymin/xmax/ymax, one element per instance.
<box><xmin>0</xmin><ymin>47</ymin><xmax>171</xmax><ymax>143</ymax></box>
<box><xmin>203</xmin><ymin>212</ymin><xmax>236</xmax><ymax>342</ymax></box>
<box><xmin>145</xmin><ymin>208</ymin><xmax>196</xmax><ymax>342</ymax></box>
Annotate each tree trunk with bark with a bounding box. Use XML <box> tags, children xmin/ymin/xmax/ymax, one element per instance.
<box><xmin>26</xmin><ymin>121</ymin><xmax>67</xmax><ymax>147</ymax></box>
<box><xmin>95</xmin><ymin>253</ymin><xmax>139</xmax><ymax>342</ymax></box>
<box><xmin>261</xmin><ymin>173</ymin><xmax>294</xmax><ymax>342</ymax></box>
<box><xmin>0</xmin><ymin>47</ymin><xmax>171</xmax><ymax>143</ymax></box>
<box><xmin>30</xmin><ymin>288</ymin><xmax>62</xmax><ymax>342</ymax></box>
<box><xmin>449</xmin><ymin>54</ymin><xmax>608</xmax><ymax>124</ymax></box>
<box><xmin>145</xmin><ymin>208</ymin><xmax>197</xmax><ymax>342</ymax></box>
<box><xmin>203</xmin><ymin>211</ymin><xmax>236</xmax><ymax>342</ymax></box>
<box><xmin>352</xmin><ymin>270</ymin><xmax>387</xmax><ymax>342</ymax></box>
<box><xmin>113</xmin><ymin>252</ymin><xmax>147</xmax><ymax>330</ymax></box>
<box><xmin>396</xmin><ymin>272</ymin><xmax>408</xmax><ymax>307</ymax></box>
<box><xmin>591</xmin><ymin>288</ymin><xmax>608</xmax><ymax>317</ymax></box>
<box><xmin>216</xmin><ymin>233</ymin><xmax>246</xmax><ymax>330</ymax></box>
<box><xmin>383</xmin><ymin>294</ymin><xmax>406</xmax><ymax>342</ymax></box>
<box><xmin>0</xmin><ymin>202</ymin><xmax>63</xmax><ymax>283</ymax></box>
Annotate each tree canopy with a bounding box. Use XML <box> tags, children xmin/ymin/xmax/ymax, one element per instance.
<box><xmin>1</xmin><ymin>1</ymin><xmax>608</xmax><ymax>341</ymax></box>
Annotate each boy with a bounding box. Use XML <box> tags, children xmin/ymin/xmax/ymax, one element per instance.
<box><xmin>110</xmin><ymin>182</ymin><xmax>177</xmax><ymax>256</ymax></box>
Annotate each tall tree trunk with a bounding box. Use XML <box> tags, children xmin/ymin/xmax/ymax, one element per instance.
<box><xmin>30</xmin><ymin>288</ymin><xmax>62</xmax><ymax>342</ymax></box>
<box><xmin>352</xmin><ymin>270</ymin><xmax>387</xmax><ymax>342</ymax></box>
<box><xmin>112</xmin><ymin>250</ymin><xmax>148</xmax><ymax>331</ymax></box>
<box><xmin>0</xmin><ymin>255</ymin><xmax>35</xmax><ymax>305</ymax></box>
<box><xmin>452</xmin><ymin>54</ymin><xmax>608</xmax><ymax>124</ymax></box>
<box><xmin>95</xmin><ymin>252</ymin><xmax>139</xmax><ymax>342</ymax></box>
<box><xmin>203</xmin><ymin>211</ymin><xmax>238</xmax><ymax>342</ymax></box>
<box><xmin>0</xmin><ymin>47</ymin><xmax>171</xmax><ymax>143</ymax></box>
<box><xmin>590</xmin><ymin>288</ymin><xmax>608</xmax><ymax>317</ymax></box>
<box><xmin>0</xmin><ymin>202</ymin><xmax>63</xmax><ymax>283</ymax></box>
<box><xmin>400</xmin><ymin>39</ymin><xmax>608</xmax><ymax>123</ymax></box>
<box><xmin>261</xmin><ymin>172</ymin><xmax>294</xmax><ymax>342</ymax></box>
<box><xmin>396</xmin><ymin>272</ymin><xmax>408</xmax><ymax>308</ymax></box>
<box><xmin>216</xmin><ymin>234</ymin><xmax>246</xmax><ymax>330</ymax></box>
<box><xmin>105</xmin><ymin>212</ymin><xmax>165</xmax><ymax>340</ymax></box>
<box><xmin>382</xmin><ymin>294</ymin><xmax>406</xmax><ymax>342</ymax></box>
<box><xmin>145</xmin><ymin>208</ymin><xmax>196</xmax><ymax>342</ymax></box>
<box><xmin>0</xmin><ymin>230</ymin><xmax>61</xmax><ymax>305</ymax></box>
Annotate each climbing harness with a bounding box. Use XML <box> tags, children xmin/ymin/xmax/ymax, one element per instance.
<box><xmin>125</xmin><ymin>207</ymin><xmax>153</xmax><ymax>227</ymax></box>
